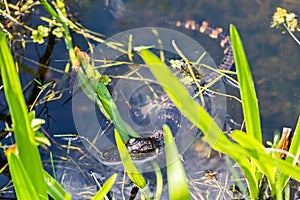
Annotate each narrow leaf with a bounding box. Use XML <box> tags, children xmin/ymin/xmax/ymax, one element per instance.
<box><xmin>6</xmin><ymin>149</ymin><xmax>39</xmax><ymax>200</ymax></box>
<box><xmin>231</xmin><ymin>130</ymin><xmax>275</xmax><ymax>183</ymax></box>
<box><xmin>92</xmin><ymin>173</ymin><xmax>117</xmax><ymax>200</ymax></box>
<box><xmin>44</xmin><ymin>171</ymin><xmax>71</xmax><ymax>200</ymax></box>
<box><xmin>114</xmin><ymin>129</ymin><xmax>146</xmax><ymax>188</ymax></box>
<box><xmin>95</xmin><ymin>81</ymin><xmax>139</xmax><ymax>140</ymax></box>
<box><xmin>151</xmin><ymin>161</ymin><xmax>163</xmax><ymax>200</ymax></box>
<box><xmin>286</xmin><ymin>117</ymin><xmax>300</xmax><ymax>165</ymax></box>
<box><xmin>137</xmin><ymin>48</ymin><xmax>259</xmax><ymax>198</ymax></box>
<box><xmin>75</xmin><ymin>55</ymin><xmax>139</xmax><ymax>141</ymax></box>
<box><xmin>164</xmin><ymin>125</ymin><xmax>190</xmax><ymax>200</ymax></box>
<box><xmin>0</xmin><ymin>30</ymin><xmax>47</xmax><ymax>198</ymax></box>
<box><xmin>277</xmin><ymin>117</ymin><xmax>300</xmax><ymax>192</ymax></box>
<box><xmin>230</xmin><ymin>25</ymin><xmax>262</xmax><ymax>142</ymax></box>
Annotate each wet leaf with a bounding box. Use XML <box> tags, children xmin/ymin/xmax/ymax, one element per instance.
<box><xmin>164</xmin><ymin>125</ymin><xmax>190</xmax><ymax>200</ymax></box>
<box><xmin>92</xmin><ymin>173</ymin><xmax>117</xmax><ymax>200</ymax></box>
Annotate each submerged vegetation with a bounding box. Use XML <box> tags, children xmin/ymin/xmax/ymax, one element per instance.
<box><xmin>0</xmin><ymin>1</ymin><xmax>300</xmax><ymax>200</ymax></box>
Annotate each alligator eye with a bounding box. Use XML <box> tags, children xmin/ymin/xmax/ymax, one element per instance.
<box><xmin>128</xmin><ymin>138</ymin><xmax>137</xmax><ymax>145</ymax></box>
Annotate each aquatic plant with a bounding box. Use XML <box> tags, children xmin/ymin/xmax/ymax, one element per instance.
<box><xmin>271</xmin><ymin>7</ymin><xmax>300</xmax><ymax>45</ymax></box>
<box><xmin>0</xmin><ymin>30</ymin><xmax>70</xmax><ymax>200</ymax></box>
<box><xmin>135</xmin><ymin>25</ymin><xmax>300</xmax><ymax>199</ymax></box>
<box><xmin>31</xmin><ymin>25</ymin><xmax>50</xmax><ymax>44</ymax></box>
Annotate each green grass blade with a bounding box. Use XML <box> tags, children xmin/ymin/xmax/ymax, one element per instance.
<box><xmin>92</xmin><ymin>173</ymin><xmax>117</xmax><ymax>200</ymax></box>
<box><xmin>250</xmin><ymin>148</ymin><xmax>300</xmax><ymax>182</ymax></box>
<box><xmin>286</xmin><ymin>116</ymin><xmax>300</xmax><ymax>165</ymax></box>
<box><xmin>231</xmin><ymin>129</ymin><xmax>300</xmax><ymax>193</ymax></box>
<box><xmin>231</xmin><ymin>130</ymin><xmax>275</xmax><ymax>183</ymax></box>
<box><xmin>44</xmin><ymin>171</ymin><xmax>71</xmax><ymax>200</ymax></box>
<box><xmin>95</xmin><ymin>81</ymin><xmax>139</xmax><ymax>140</ymax></box>
<box><xmin>163</xmin><ymin>125</ymin><xmax>190</xmax><ymax>200</ymax></box>
<box><xmin>137</xmin><ymin>49</ymin><xmax>228</xmax><ymax>148</ymax></box>
<box><xmin>114</xmin><ymin>129</ymin><xmax>147</xmax><ymax>188</ymax></box>
<box><xmin>136</xmin><ymin>48</ymin><xmax>259</xmax><ymax>198</ymax></box>
<box><xmin>38</xmin><ymin>0</ymin><xmax>59</xmax><ymax>19</ymax></box>
<box><xmin>76</xmin><ymin>69</ymin><xmax>111</xmax><ymax>119</ymax></box>
<box><xmin>0</xmin><ymin>31</ymin><xmax>48</xmax><ymax>199</ymax></box>
<box><xmin>6</xmin><ymin>149</ymin><xmax>39</xmax><ymax>200</ymax></box>
<box><xmin>277</xmin><ymin>117</ymin><xmax>300</xmax><ymax>193</ymax></box>
<box><xmin>151</xmin><ymin>161</ymin><xmax>163</xmax><ymax>199</ymax></box>
<box><xmin>230</xmin><ymin>25</ymin><xmax>262</xmax><ymax>143</ymax></box>
<box><xmin>231</xmin><ymin>129</ymin><xmax>300</xmax><ymax>197</ymax></box>
<box><xmin>38</xmin><ymin>0</ymin><xmax>76</xmax><ymax>65</ymax></box>
<box><xmin>76</xmin><ymin>57</ymin><xmax>139</xmax><ymax>141</ymax></box>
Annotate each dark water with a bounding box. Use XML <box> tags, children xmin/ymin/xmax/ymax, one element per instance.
<box><xmin>1</xmin><ymin>0</ymin><xmax>300</xmax><ymax>199</ymax></box>
<box><xmin>66</xmin><ymin>0</ymin><xmax>300</xmax><ymax>142</ymax></box>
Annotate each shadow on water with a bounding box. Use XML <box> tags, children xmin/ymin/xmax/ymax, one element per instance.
<box><xmin>0</xmin><ymin>0</ymin><xmax>300</xmax><ymax>199</ymax></box>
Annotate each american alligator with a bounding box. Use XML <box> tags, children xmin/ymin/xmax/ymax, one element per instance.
<box><xmin>123</xmin><ymin>20</ymin><xmax>236</xmax><ymax>158</ymax></box>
